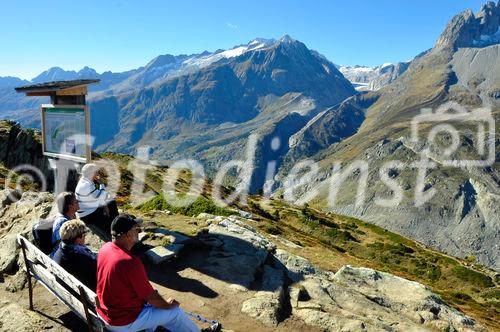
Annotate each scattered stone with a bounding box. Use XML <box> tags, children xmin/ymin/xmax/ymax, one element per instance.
<box><xmin>198</xmin><ymin>237</ymin><xmax>223</xmax><ymax>248</ymax></box>
<box><xmin>197</xmin><ymin>212</ymin><xmax>215</xmax><ymax>219</ymax></box>
<box><xmin>153</xmin><ymin>229</ymin><xmax>190</xmax><ymax>244</ymax></box>
<box><xmin>288</xmin><ymin>286</ymin><xmax>301</xmax><ymax>309</ymax></box>
<box><xmin>236</xmin><ymin>210</ymin><xmax>253</xmax><ymax>219</ymax></box>
<box><xmin>143</xmin><ymin>229</ymin><xmax>190</xmax><ymax>264</ymax></box>
<box><xmin>204</xmin><ymin>219</ymin><xmax>274</xmax><ymax>288</ymax></box>
<box><xmin>145</xmin><ymin>246</ymin><xmax>176</xmax><ymax>264</ymax></box>
<box><xmin>296</xmin><ymin>302</ymin><xmax>322</xmax><ymax>310</ymax></box>
<box><xmin>272</xmin><ymin>249</ymin><xmax>318</xmax><ymax>282</ymax></box>
<box><xmin>166</xmin><ymin>243</ymin><xmax>184</xmax><ymax>255</ymax></box>
<box><xmin>241</xmin><ymin>295</ymin><xmax>282</xmax><ymax>327</ymax></box>
<box><xmin>203</xmin><ymin>252</ymin><xmax>267</xmax><ymax>289</ymax></box>
<box><xmin>219</xmin><ymin>218</ymin><xmax>247</xmax><ymax>229</ymax></box>
<box><xmin>0</xmin><ymin>190</ymin><xmax>487</xmax><ymax>331</ymax></box>
<box><xmin>229</xmin><ymin>284</ymin><xmax>248</xmax><ymax>292</ymax></box>
<box><xmin>154</xmin><ymin>233</ymin><xmax>167</xmax><ymax>239</ymax></box>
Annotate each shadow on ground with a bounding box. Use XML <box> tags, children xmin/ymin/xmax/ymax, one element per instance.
<box><xmin>130</xmin><ymin>231</ymin><xmax>305</xmax><ymax>300</ymax></box>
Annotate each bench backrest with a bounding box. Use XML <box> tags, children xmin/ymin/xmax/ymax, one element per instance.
<box><xmin>17</xmin><ymin>234</ymin><xmax>106</xmax><ymax>332</ymax></box>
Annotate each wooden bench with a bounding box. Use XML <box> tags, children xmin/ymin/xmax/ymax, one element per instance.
<box><xmin>17</xmin><ymin>234</ymin><xmax>106</xmax><ymax>332</ymax></box>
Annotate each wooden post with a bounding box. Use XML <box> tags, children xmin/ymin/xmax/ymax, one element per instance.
<box><xmin>19</xmin><ymin>238</ymin><xmax>34</xmax><ymax>310</ymax></box>
<box><xmin>78</xmin><ymin>285</ymin><xmax>94</xmax><ymax>332</ymax></box>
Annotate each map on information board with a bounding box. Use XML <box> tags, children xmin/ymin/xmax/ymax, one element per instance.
<box><xmin>42</xmin><ymin>105</ymin><xmax>88</xmax><ymax>161</ymax></box>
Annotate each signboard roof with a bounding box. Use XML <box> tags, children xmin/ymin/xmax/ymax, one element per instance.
<box><xmin>15</xmin><ymin>79</ymin><xmax>100</xmax><ymax>95</ymax></box>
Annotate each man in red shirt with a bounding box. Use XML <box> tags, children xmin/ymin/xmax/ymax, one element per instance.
<box><xmin>96</xmin><ymin>214</ymin><xmax>200</xmax><ymax>331</ymax></box>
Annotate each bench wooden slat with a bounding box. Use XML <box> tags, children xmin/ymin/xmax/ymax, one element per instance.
<box><xmin>28</xmin><ymin>259</ymin><xmax>88</xmax><ymax>319</ymax></box>
<box><xmin>18</xmin><ymin>235</ymin><xmax>98</xmax><ymax>307</ymax></box>
<box><xmin>17</xmin><ymin>235</ymin><xmax>106</xmax><ymax>332</ymax></box>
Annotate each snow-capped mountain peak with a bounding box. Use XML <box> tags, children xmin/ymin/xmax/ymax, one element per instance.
<box><xmin>180</xmin><ymin>37</ymin><xmax>276</xmax><ymax>69</ymax></box>
<box><xmin>279</xmin><ymin>34</ymin><xmax>295</xmax><ymax>43</ymax></box>
<box><xmin>338</xmin><ymin>61</ymin><xmax>409</xmax><ymax>91</ymax></box>
<box><xmin>249</xmin><ymin>37</ymin><xmax>275</xmax><ymax>46</ymax></box>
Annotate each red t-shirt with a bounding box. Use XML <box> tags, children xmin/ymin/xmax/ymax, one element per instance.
<box><xmin>96</xmin><ymin>242</ymin><xmax>154</xmax><ymax>326</ymax></box>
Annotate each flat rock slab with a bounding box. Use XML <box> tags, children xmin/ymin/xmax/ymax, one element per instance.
<box><xmin>273</xmin><ymin>249</ymin><xmax>318</xmax><ymax>282</ymax></box>
<box><xmin>144</xmin><ymin>228</ymin><xmax>189</xmax><ymax>264</ymax></box>
<box><xmin>146</xmin><ymin>246</ymin><xmax>176</xmax><ymax>264</ymax></box>
<box><xmin>153</xmin><ymin>228</ymin><xmax>190</xmax><ymax>244</ymax></box>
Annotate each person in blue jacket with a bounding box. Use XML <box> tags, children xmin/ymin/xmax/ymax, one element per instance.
<box><xmin>53</xmin><ymin>219</ymin><xmax>97</xmax><ymax>290</ymax></box>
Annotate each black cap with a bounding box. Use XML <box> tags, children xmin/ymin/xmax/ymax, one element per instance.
<box><xmin>111</xmin><ymin>214</ymin><xmax>139</xmax><ymax>237</ymax></box>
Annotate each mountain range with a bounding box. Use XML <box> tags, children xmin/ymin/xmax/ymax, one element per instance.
<box><xmin>279</xmin><ymin>1</ymin><xmax>500</xmax><ymax>270</ymax></box>
<box><xmin>337</xmin><ymin>62</ymin><xmax>410</xmax><ymax>91</ymax></box>
<box><xmin>0</xmin><ymin>2</ymin><xmax>499</xmax><ymax>270</ymax></box>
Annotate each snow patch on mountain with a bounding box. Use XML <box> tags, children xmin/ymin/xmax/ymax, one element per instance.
<box><xmin>182</xmin><ymin>39</ymin><xmax>273</xmax><ymax>69</ymax></box>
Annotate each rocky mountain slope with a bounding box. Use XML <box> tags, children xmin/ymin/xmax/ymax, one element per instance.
<box><xmin>0</xmin><ymin>186</ymin><xmax>496</xmax><ymax>331</ymax></box>
<box><xmin>0</xmin><ymin>120</ymin><xmax>51</xmax><ymax>189</ymax></box>
<box><xmin>87</xmin><ymin>36</ymin><xmax>355</xmax><ymax>195</ymax></box>
<box><xmin>276</xmin><ymin>2</ymin><xmax>500</xmax><ymax>270</ymax></box>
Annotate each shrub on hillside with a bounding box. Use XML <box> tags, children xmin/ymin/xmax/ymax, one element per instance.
<box><xmin>139</xmin><ymin>194</ymin><xmax>234</xmax><ymax>217</ymax></box>
<box><xmin>452</xmin><ymin>266</ymin><xmax>494</xmax><ymax>288</ymax></box>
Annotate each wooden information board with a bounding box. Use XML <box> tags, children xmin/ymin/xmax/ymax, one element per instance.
<box><xmin>41</xmin><ymin>104</ymin><xmax>91</xmax><ymax>162</ymax></box>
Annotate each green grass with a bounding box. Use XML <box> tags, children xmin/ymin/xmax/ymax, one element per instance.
<box><xmin>248</xmin><ymin>200</ymin><xmax>276</xmax><ymax>220</ymax></box>
<box><xmin>138</xmin><ymin>193</ymin><xmax>234</xmax><ymax>217</ymax></box>
<box><xmin>262</xmin><ymin>224</ymin><xmax>282</xmax><ymax>235</ymax></box>
<box><xmin>452</xmin><ymin>266</ymin><xmax>494</xmax><ymax>288</ymax></box>
<box><xmin>0</xmin><ymin>162</ymin><xmax>39</xmax><ymax>192</ymax></box>
<box><xmin>360</xmin><ymin>222</ymin><xmax>414</xmax><ymax>246</ymax></box>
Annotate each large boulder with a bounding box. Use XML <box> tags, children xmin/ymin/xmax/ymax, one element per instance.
<box><xmin>204</xmin><ymin>219</ymin><xmax>275</xmax><ymax>288</ymax></box>
<box><xmin>0</xmin><ymin>191</ymin><xmax>53</xmax><ymax>283</ymax></box>
<box><xmin>289</xmin><ymin>265</ymin><xmax>483</xmax><ymax>332</ymax></box>
<box><xmin>0</xmin><ymin>191</ymin><xmax>53</xmax><ymax>238</ymax></box>
<box><xmin>241</xmin><ymin>266</ymin><xmax>286</xmax><ymax>327</ymax></box>
<box><xmin>0</xmin><ymin>189</ymin><xmax>21</xmax><ymax>209</ymax></box>
<box><xmin>272</xmin><ymin>249</ymin><xmax>319</xmax><ymax>282</ymax></box>
<box><xmin>208</xmin><ymin>218</ymin><xmax>276</xmax><ymax>252</ymax></box>
<box><xmin>0</xmin><ymin>121</ymin><xmax>51</xmax><ymax>184</ymax></box>
<box><xmin>333</xmin><ymin>266</ymin><xmax>477</xmax><ymax>328</ymax></box>
<box><xmin>0</xmin><ymin>235</ymin><xmax>18</xmax><ymax>275</ymax></box>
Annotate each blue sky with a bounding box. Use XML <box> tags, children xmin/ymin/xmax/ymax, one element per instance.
<box><xmin>0</xmin><ymin>0</ymin><xmax>488</xmax><ymax>80</ymax></box>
